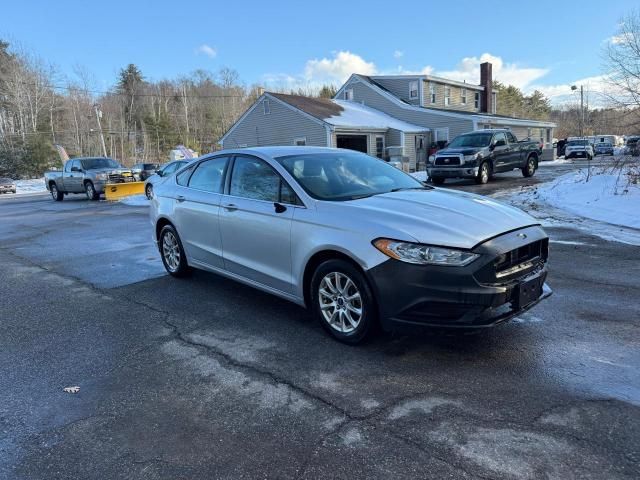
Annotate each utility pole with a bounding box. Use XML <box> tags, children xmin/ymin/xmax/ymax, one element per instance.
<box><xmin>93</xmin><ymin>103</ymin><xmax>108</xmax><ymax>157</ymax></box>
<box><xmin>571</xmin><ymin>85</ymin><xmax>585</xmax><ymax>137</ymax></box>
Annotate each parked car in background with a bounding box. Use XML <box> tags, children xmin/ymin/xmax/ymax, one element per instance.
<box><xmin>0</xmin><ymin>177</ymin><xmax>16</xmax><ymax>194</ymax></box>
<box><xmin>556</xmin><ymin>139</ymin><xmax>567</xmax><ymax>158</ymax></box>
<box><xmin>426</xmin><ymin>129</ymin><xmax>541</xmax><ymax>185</ymax></box>
<box><xmin>626</xmin><ymin>136</ymin><xmax>640</xmax><ymax>156</ymax></box>
<box><xmin>564</xmin><ymin>140</ymin><xmax>594</xmax><ymax>160</ymax></box>
<box><xmin>144</xmin><ymin>160</ymin><xmax>189</xmax><ymax>199</ymax></box>
<box><xmin>151</xmin><ymin>147</ymin><xmax>551</xmax><ymax>344</ymax></box>
<box><xmin>594</xmin><ymin>142</ymin><xmax>614</xmax><ymax>156</ymax></box>
<box><xmin>131</xmin><ymin>163</ymin><xmax>160</xmax><ymax>181</ymax></box>
<box><xmin>44</xmin><ymin>157</ymin><xmax>134</xmax><ymax>201</ymax></box>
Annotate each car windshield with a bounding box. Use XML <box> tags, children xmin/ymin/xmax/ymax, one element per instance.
<box><xmin>447</xmin><ymin>133</ymin><xmax>494</xmax><ymax>148</ymax></box>
<box><xmin>597</xmin><ymin>143</ymin><xmax>612</xmax><ymax>147</ymax></box>
<box><xmin>567</xmin><ymin>140</ymin><xmax>588</xmax><ymax>146</ymax></box>
<box><xmin>0</xmin><ymin>177</ymin><xmax>13</xmax><ymax>184</ymax></box>
<box><xmin>276</xmin><ymin>151</ymin><xmax>428</xmax><ymax>201</ymax></box>
<box><xmin>81</xmin><ymin>158</ymin><xmax>121</xmax><ymax>169</ymax></box>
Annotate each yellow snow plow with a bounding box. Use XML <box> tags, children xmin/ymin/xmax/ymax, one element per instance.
<box><xmin>104</xmin><ymin>181</ymin><xmax>145</xmax><ymax>201</ymax></box>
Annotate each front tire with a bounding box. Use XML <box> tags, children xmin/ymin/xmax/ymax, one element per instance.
<box><xmin>85</xmin><ymin>181</ymin><xmax>99</xmax><ymax>200</ymax></box>
<box><xmin>159</xmin><ymin>225</ymin><xmax>190</xmax><ymax>277</ymax></box>
<box><xmin>145</xmin><ymin>184</ymin><xmax>153</xmax><ymax>200</ymax></box>
<box><xmin>475</xmin><ymin>161</ymin><xmax>490</xmax><ymax>184</ymax></box>
<box><xmin>310</xmin><ymin>259</ymin><xmax>377</xmax><ymax>344</ymax></box>
<box><xmin>522</xmin><ymin>157</ymin><xmax>537</xmax><ymax>177</ymax></box>
<box><xmin>50</xmin><ymin>183</ymin><xmax>63</xmax><ymax>201</ymax></box>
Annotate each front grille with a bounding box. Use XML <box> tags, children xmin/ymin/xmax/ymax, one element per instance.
<box><xmin>494</xmin><ymin>239</ymin><xmax>548</xmax><ymax>278</ymax></box>
<box><xmin>435</xmin><ymin>156</ymin><xmax>461</xmax><ymax>166</ymax></box>
<box><xmin>107</xmin><ymin>174</ymin><xmax>133</xmax><ymax>183</ymax></box>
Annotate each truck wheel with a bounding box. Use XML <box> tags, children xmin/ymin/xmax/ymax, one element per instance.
<box><xmin>475</xmin><ymin>161</ymin><xmax>490</xmax><ymax>184</ymax></box>
<box><xmin>430</xmin><ymin>176</ymin><xmax>445</xmax><ymax>185</ymax></box>
<box><xmin>85</xmin><ymin>181</ymin><xmax>99</xmax><ymax>200</ymax></box>
<box><xmin>522</xmin><ymin>157</ymin><xmax>537</xmax><ymax>177</ymax></box>
<box><xmin>50</xmin><ymin>183</ymin><xmax>64</xmax><ymax>201</ymax></box>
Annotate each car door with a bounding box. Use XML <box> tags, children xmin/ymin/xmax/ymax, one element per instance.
<box><xmin>172</xmin><ymin>156</ymin><xmax>229</xmax><ymax>269</ymax></box>
<box><xmin>505</xmin><ymin>131</ymin><xmax>523</xmax><ymax>168</ymax></box>
<box><xmin>218</xmin><ymin>155</ymin><xmax>297</xmax><ymax>294</ymax></box>
<box><xmin>66</xmin><ymin>159</ymin><xmax>83</xmax><ymax>192</ymax></box>
<box><xmin>491</xmin><ymin>132</ymin><xmax>511</xmax><ymax>172</ymax></box>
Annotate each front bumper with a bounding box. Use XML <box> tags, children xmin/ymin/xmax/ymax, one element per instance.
<box><xmin>366</xmin><ymin>226</ymin><xmax>552</xmax><ymax>330</ymax></box>
<box><xmin>427</xmin><ymin>167</ymin><xmax>478</xmax><ymax>179</ymax></box>
<box><xmin>0</xmin><ymin>186</ymin><xmax>16</xmax><ymax>193</ymax></box>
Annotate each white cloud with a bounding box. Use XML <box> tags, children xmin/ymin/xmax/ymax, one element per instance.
<box><xmin>303</xmin><ymin>51</ymin><xmax>376</xmax><ymax>83</ymax></box>
<box><xmin>528</xmin><ymin>74</ymin><xmax>612</xmax><ymax>107</ymax></box>
<box><xmin>393</xmin><ymin>50</ymin><xmax>404</xmax><ymax>59</ymax></box>
<box><xmin>607</xmin><ymin>33</ymin><xmax>632</xmax><ymax>45</ymax></box>
<box><xmin>196</xmin><ymin>44</ymin><xmax>217</xmax><ymax>59</ymax></box>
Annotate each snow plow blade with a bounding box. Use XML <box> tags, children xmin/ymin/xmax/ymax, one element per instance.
<box><xmin>104</xmin><ymin>182</ymin><xmax>145</xmax><ymax>200</ymax></box>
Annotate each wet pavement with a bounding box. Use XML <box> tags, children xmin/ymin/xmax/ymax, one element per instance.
<box><xmin>0</xmin><ymin>162</ymin><xmax>638</xmax><ymax>479</ymax></box>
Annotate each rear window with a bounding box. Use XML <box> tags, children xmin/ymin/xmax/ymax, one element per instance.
<box><xmin>567</xmin><ymin>140</ymin><xmax>588</xmax><ymax>146</ymax></box>
<box><xmin>143</xmin><ymin>163</ymin><xmax>159</xmax><ymax>169</ymax></box>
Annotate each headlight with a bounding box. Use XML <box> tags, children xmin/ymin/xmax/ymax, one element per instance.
<box><xmin>463</xmin><ymin>153</ymin><xmax>480</xmax><ymax>162</ymax></box>
<box><xmin>373</xmin><ymin>238</ymin><xmax>479</xmax><ymax>266</ymax></box>
<box><xmin>95</xmin><ymin>173</ymin><xmax>107</xmax><ymax>180</ymax></box>
<box><xmin>428</xmin><ymin>155</ymin><xmax>435</xmax><ymax>163</ymax></box>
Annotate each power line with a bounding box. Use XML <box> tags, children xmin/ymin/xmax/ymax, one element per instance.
<box><xmin>1</xmin><ymin>79</ymin><xmax>251</xmax><ymax>99</ymax></box>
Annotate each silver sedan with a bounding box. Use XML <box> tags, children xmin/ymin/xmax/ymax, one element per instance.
<box><xmin>150</xmin><ymin>147</ymin><xmax>551</xmax><ymax>343</ymax></box>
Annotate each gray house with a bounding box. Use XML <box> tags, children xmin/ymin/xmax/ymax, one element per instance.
<box><xmin>220</xmin><ymin>62</ymin><xmax>556</xmax><ymax>170</ymax></box>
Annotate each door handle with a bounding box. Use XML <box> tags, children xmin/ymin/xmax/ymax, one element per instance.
<box><xmin>176</xmin><ymin>195</ymin><xmax>185</xmax><ymax>202</ymax></box>
<box><xmin>223</xmin><ymin>203</ymin><xmax>238</xmax><ymax>211</ymax></box>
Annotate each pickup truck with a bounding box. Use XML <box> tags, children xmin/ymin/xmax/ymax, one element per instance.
<box><xmin>427</xmin><ymin>129</ymin><xmax>540</xmax><ymax>185</ymax></box>
<box><xmin>44</xmin><ymin>157</ymin><xmax>134</xmax><ymax>201</ymax></box>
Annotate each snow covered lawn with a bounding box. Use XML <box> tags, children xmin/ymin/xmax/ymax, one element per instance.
<box><xmin>118</xmin><ymin>194</ymin><xmax>149</xmax><ymax>206</ymax></box>
<box><xmin>510</xmin><ymin>164</ymin><xmax>640</xmax><ymax>229</ymax></box>
<box><xmin>15</xmin><ymin>178</ymin><xmax>47</xmax><ymax>195</ymax></box>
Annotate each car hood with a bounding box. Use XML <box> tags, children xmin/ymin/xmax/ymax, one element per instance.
<box><xmin>88</xmin><ymin>167</ymin><xmax>132</xmax><ymax>174</ymax></box>
<box><xmin>436</xmin><ymin>147</ymin><xmax>485</xmax><ymax>156</ymax></box>
<box><xmin>323</xmin><ymin>189</ymin><xmax>539</xmax><ymax>249</ymax></box>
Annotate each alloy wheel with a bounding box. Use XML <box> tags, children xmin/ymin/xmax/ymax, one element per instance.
<box><xmin>318</xmin><ymin>272</ymin><xmax>363</xmax><ymax>333</ymax></box>
<box><xmin>481</xmin><ymin>163</ymin><xmax>489</xmax><ymax>183</ymax></box>
<box><xmin>528</xmin><ymin>159</ymin><xmax>535</xmax><ymax>175</ymax></box>
<box><xmin>162</xmin><ymin>231</ymin><xmax>181</xmax><ymax>272</ymax></box>
<box><xmin>51</xmin><ymin>185</ymin><xmax>57</xmax><ymax>200</ymax></box>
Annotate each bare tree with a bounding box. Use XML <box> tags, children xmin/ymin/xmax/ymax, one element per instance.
<box><xmin>605</xmin><ymin>9</ymin><xmax>640</xmax><ymax>116</ymax></box>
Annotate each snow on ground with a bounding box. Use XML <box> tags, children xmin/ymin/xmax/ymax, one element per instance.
<box><xmin>538</xmin><ymin>158</ymin><xmax>572</xmax><ymax>166</ymax></box>
<box><xmin>15</xmin><ymin>178</ymin><xmax>47</xmax><ymax>195</ymax></box>
<box><xmin>118</xmin><ymin>194</ymin><xmax>149</xmax><ymax>206</ymax></box>
<box><xmin>410</xmin><ymin>171</ymin><xmax>428</xmax><ymax>181</ymax></box>
<box><xmin>508</xmin><ymin>164</ymin><xmax>640</xmax><ymax>230</ymax></box>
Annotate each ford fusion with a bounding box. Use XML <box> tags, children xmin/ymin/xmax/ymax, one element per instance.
<box><xmin>150</xmin><ymin>147</ymin><xmax>551</xmax><ymax>344</ymax></box>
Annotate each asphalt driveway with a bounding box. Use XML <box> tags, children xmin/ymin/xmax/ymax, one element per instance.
<box><xmin>0</xmin><ymin>167</ymin><xmax>638</xmax><ymax>479</ymax></box>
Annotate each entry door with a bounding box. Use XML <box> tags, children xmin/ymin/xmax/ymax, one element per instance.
<box><xmin>415</xmin><ymin>135</ymin><xmax>427</xmax><ymax>168</ymax></box>
<box><xmin>172</xmin><ymin>156</ymin><xmax>229</xmax><ymax>269</ymax></box>
<box><xmin>219</xmin><ymin>155</ymin><xmax>295</xmax><ymax>294</ymax></box>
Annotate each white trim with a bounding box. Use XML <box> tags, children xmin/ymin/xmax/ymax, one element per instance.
<box><xmin>344</xmin><ymin>88</ymin><xmax>354</xmax><ymax>101</ymax></box>
<box><xmin>409</xmin><ymin>80</ymin><xmax>419</xmax><ymax>100</ymax></box>
<box><xmin>400</xmin><ymin>131</ymin><xmax>405</xmax><ymax>155</ymax></box>
<box><xmin>263</xmin><ymin>99</ymin><xmax>270</xmax><ymax>115</ymax></box>
<box><xmin>293</xmin><ymin>137</ymin><xmax>307</xmax><ymax>146</ymax></box>
<box><xmin>325</xmin><ymin>125</ymin><xmax>332</xmax><ymax>147</ymax></box>
<box><xmin>375</xmin><ymin>134</ymin><xmax>385</xmax><ymax>158</ymax></box>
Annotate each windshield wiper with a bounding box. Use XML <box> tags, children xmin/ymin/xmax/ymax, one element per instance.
<box><xmin>389</xmin><ymin>186</ymin><xmax>433</xmax><ymax>192</ymax></box>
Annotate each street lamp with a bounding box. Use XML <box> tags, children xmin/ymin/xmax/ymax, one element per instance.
<box><xmin>571</xmin><ymin>85</ymin><xmax>584</xmax><ymax>137</ymax></box>
<box><xmin>93</xmin><ymin>103</ymin><xmax>108</xmax><ymax>157</ymax></box>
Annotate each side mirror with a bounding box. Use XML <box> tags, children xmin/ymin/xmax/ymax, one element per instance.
<box><xmin>156</xmin><ymin>170</ymin><xmax>163</xmax><ymax>177</ymax></box>
<box><xmin>494</xmin><ymin>140</ymin><xmax>506</xmax><ymax>148</ymax></box>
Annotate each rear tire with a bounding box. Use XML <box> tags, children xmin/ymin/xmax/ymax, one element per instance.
<box><xmin>522</xmin><ymin>157</ymin><xmax>537</xmax><ymax>177</ymax></box>
<box><xmin>475</xmin><ymin>161</ymin><xmax>490</xmax><ymax>184</ymax></box>
<box><xmin>50</xmin><ymin>183</ymin><xmax>63</xmax><ymax>201</ymax></box>
<box><xmin>159</xmin><ymin>225</ymin><xmax>191</xmax><ymax>277</ymax></box>
<box><xmin>430</xmin><ymin>176</ymin><xmax>445</xmax><ymax>185</ymax></box>
<box><xmin>85</xmin><ymin>181</ymin><xmax>99</xmax><ymax>200</ymax></box>
<box><xmin>310</xmin><ymin>259</ymin><xmax>377</xmax><ymax>345</ymax></box>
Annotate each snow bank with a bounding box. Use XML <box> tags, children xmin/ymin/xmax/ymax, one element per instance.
<box><xmin>118</xmin><ymin>194</ymin><xmax>149</xmax><ymax>206</ymax></box>
<box><xmin>513</xmin><ymin>165</ymin><xmax>640</xmax><ymax>229</ymax></box>
<box><xmin>410</xmin><ymin>171</ymin><xmax>428</xmax><ymax>182</ymax></box>
<box><xmin>15</xmin><ymin>178</ymin><xmax>47</xmax><ymax>195</ymax></box>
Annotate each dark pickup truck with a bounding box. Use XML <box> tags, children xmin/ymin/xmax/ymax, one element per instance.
<box><xmin>44</xmin><ymin>157</ymin><xmax>134</xmax><ymax>201</ymax></box>
<box><xmin>427</xmin><ymin>129</ymin><xmax>540</xmax><ymax>184</ymax></box>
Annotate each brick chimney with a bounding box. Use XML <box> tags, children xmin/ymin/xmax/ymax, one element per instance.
<box><xmin>480</xmin><ymin>62</ymin><xmax>492</xmax><ymax>113</ymax></box>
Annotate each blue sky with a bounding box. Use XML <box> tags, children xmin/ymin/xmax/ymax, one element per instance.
<box><xmin>2</xmin><ymin>0</ymin><xmax>637</xmax><ymax>103</ymax></box>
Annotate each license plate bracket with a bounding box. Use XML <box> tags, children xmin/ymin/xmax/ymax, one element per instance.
<box><xmin>515</xmin><ymin>276</ymin><xmax>542</xmax><ymax>309</ymax></box>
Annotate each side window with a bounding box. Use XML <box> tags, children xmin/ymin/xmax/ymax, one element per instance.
<box><xmin>230</xmin><ymin>157</ymin><xmax>279</xmax><ymax>202</ymax></box>
<box><xmin>187</xmin><ymin>157</ymin><xmax>228</xmax><ymax>193</ymax></box>
<box><xmin>162</xmin><ymin>162</ymin><xmax>178</xmax><ymax>175</ymax></box>
<box><xmin>507</xmin><ymin>132</ymin><xmax>517</xmax><ymax>143</ymax></box>
<box><xmin>64</xmin><ymin>161</ymin><xmax>72</xmax><ymax>172</ymax></box>
<box><xmin>494</xmin><ymin>132</ymin><xmax>507</xmax><ymax>145</ymax></box>
<box><xmin>279</xmin><ymin>181</ymin><xmax>300</xmax><ymax>205</ymax></box>
<box><xmin>176</xmin><ymin>164</ymin><xmax>195</xmax><ymax>186</ymax></box>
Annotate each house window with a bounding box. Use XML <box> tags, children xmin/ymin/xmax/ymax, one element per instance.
<box><xmin>461</xmin><ymin>88</ymin><xmax>467</xmax><ymax>105</ymax></box>
<box><xmin>444</xmin><ymin>86</ymin><xmax>451</xmax><ymax>106</ymax></box>
<box><xmin>409</xmin><ymin>80</ymin><xmax>419</xmax><ymax>99</ymax></box>
<box><xmin>294</xmin><ymin>137</ymin><xmax>306</xmax><ymax>146</ymax></box>
<box><xmin>263</xmin><ymin>99</ymin><xmax>270</xmax><ymax>115</ymax></box>
<box><xmin>375</xmin><ymin>135</ymin><xmax>385</xmax><ymax>158</ymax></box>
<box><xmin>345</xmin><ymin>88</ymin><xmax>354</xmax><ymax>101</ymax></box>
<box><xmin>474</xmin><ymin>92</ymin><xmax>480</xmax><ymax>109</ymax></box>
<box><xmin>429</xmin><ymin>83</ymin><xmax>436</xmax><ymax>103</ymax></box>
